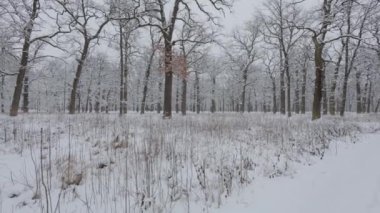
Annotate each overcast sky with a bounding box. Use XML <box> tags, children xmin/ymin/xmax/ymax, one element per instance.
<box><xmin>222</xmin><ymin>0</ymin><xmax>317</xmax><ymax>32</ymax></box>
<box><xmin>223</xmin><ymin>0</ymin><xmax>264</xmax><ymax>31</ymax></box>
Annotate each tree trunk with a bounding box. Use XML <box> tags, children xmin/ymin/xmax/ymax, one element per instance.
<box><xmin>375</xmin><ymin>99</ymin><xmax>380</xmax><ymax>113</ymax></box>
<box><xmin>195</xmin><ymin>71</ymin><xmax>200</xmax><ymax>114</ymax></box>
<box><xmin>22</xmin><ymin>74</ymin><xmax>29</xmax><ymax>113</ymax></box>
<box><xmin>9</xmin><ymin>0</ymin><xmax>38</xmax><ymax>116</ymax></box>
<box><xmin>367</xmin><ymin>80</ymin><xmax>372</xmax><ymax>113</ymax></box>
<box><xmin>175</xmin><ymin>77</ymin><xmax>179</xmax><ymax>114</ymax></box>
<box><xmin>312</xmin><ymin>40</ymin><xmax>324</xmax><ymax>120</ymax></box>
<box><xmin>301</xmin><ymin>66</ymin><xmax>307</xmax><ymax>114</ymax></box>
<box><xmin>322</xmin><ymin>75</ymin><xmax>328</xmax><ymax>115</ymax></box>
<box><xmin>271</xmin><ymin>77</ymin><xmax>277</xmax><ymax>114</ymax></box>
<box><xmin>163</xmin><ymin>41</ymin><xmax>173</xmax><ymax>118</ymax></box>
<box><xmin>181</xmin><ymin>78</ymin><xmax>187</xmax><ymax>115</ymax></box>
<box><xmin>210</xmin><ymin>77</ymin><xmax>216</xmax><ymax>113</ymax></box>
<box><xmin>141</xmin><ymin>48</ymin><xmax>155</xmax><ymax>114</ymax></box>
<box><xmin>329</xmin><ymin>45</ymin><xmax>344</xmax><ymax>115</ymax></box>
<box><xmin>355</xmin><ymin>69</ymin><xmax>362</xmax><ymax>113</ymax></box>
<box><xmin>0</xmin><ymin>75</ymin><xmax>4</xmax><ymax>113</ymax></box>
<box><xmin>157</xmin><ymin>81</ymin><xmax>162</xmax><ymax>114</ymax></box>
<box><xmin>119</xmin><ymin>24</ymin><xmax>125</xmax><ymax>115</ymax></box>
<box><xmin>285</xmin><ymin>57</ymin><xmax>291</xmax><ymax>117</ymax></box>
<box><xmin>340</xmin><ymin>75</ymin><xmax>349</xmax><ymax>116</ymax></box>
<box><xmin>280</xmin><ymin>63</ymin><xmax>286</xmax><ymax>115</ymax></box>
<box><xmin>240</xmin><ymin>68</ymin><xmax>248</xmax><ymax>113</ymax></box>
<box><xmin>69</xmin><ymin>40</ymin><xmax>90</xmax><ymax>114</ymax></box>
<box><xmin>294</xmin><ymin>70</ymin><xmax>300</xmax><ymax>114</ymax></box>
<box><xmin>123</xmin><ymin>38</ymin><xmax>129</xmax><ymax>114</ymax></box>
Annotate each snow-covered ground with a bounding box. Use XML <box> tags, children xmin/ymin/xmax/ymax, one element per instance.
<box><xmin>213</xmin><ymin>133</ymin><xmax>380</xmax><ymax>213</ymax></box>
<box><xmin>0</xmin><ymin>113</ymin><xmax>379</xmax><ymax>213</ymax></box>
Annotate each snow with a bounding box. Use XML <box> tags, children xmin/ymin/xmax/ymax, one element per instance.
<box><xmin>0</xmin><ymin>113</ymin><xmax>379</xmax><ymax>212</ymax></box>
<box><xmin>213</xmin><ymin>133</ymin><xmax>380</xmax><ymax>213</ymax></box>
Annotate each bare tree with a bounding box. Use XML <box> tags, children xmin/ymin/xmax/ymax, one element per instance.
<box><xmin>224</xmin><ymin>21</ymin><xmax>260</xmax><ymax>113</ymax></box>
<box><xmin>177</xmin><ymin>21</ymin><xmax>213</xmax><ymax>115</ymax></box>
<box><xmin>263</xmin><ymin>49</ymin><xmax>280</xmax><ymax>114</ymax></box>
<box><xmin>141</xmin><ymin>27</ymin><xmax>160</xmax><ymax>114</ymax></box>
<box><xmin>339</xmin><ymin>0</ymin><xmax>376</xmax><ymax>116</ymax></box>
<box><xmin>259</xmin><ymin>0</ymin><xmax>304</xmax><ymax>117</ymax></box>
<box><xmin>1</xmin><ymin>0</ymin><xmax>70</xmax><ymax>116</ymax></box>
<box><xmin>55</xmin><ymin>0</ymin><xmax>112</xmax><ymax>114</ymax></box>
<box><xmin>141</xmin><ymin>0</ymin><xmax>232</xmax><ymax>118</ymax></box>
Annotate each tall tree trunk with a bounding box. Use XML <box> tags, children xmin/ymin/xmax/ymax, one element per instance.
<box><xmin>240</xmin><ymin>68</ymin><xmax>248</xmax><ymax>113</ymax></box>
<box><xmin>85</xmin><ymin>88</ymin><xmax>91</xmax><ymax>112</ymax></box>
<box><xmin>181</xmin><ymin>78</ymin><xmax>187</xmax><ymax>115</ymax></box>
<box><xmin>123</xmin><ymin>38</ymin><xmax>129</xmax><ymax>114</ymax></box>
<box><xmin>355</xmin><ymin>68</ymin><xmax>362</xmax><ymax>113</ymax></box>
<box><xmin>367</xmin><ymin>80</ymin><xmax>372</xmax><ymax>113</ymax></box>
<box><xmin>175</xmin><ymin>77</ymin><xmax>179</xmax><ymax>113</ymax></box>
<box><xmin>195</xmin><ymin>71</ymin><xmax>200</xmax><ymax>114</ymax></box>
<box><xmin>322</xmin><ymin>76</ymin><xmax>328</xmax><ymax>115</ymax></box>
<box><xmin>329</xmin><ymin>45</ymin><xmax>344</xmax><ymax>115</ymax></box>
<box><xmin>285</xmin><ymin>57</ymin><xmax>291</xmax><ymax>117</ymax></box>
<box><xmin>294</xmin><ymin>70</ymin><xmax>300</xmax><ymax>114</ymax></box>
<box><xmin>163</xmin><ymin>41</ymin><xmax>173</xmax><ymax>118</ymax></box>
<box><xmin>22</xmin><ymin>74</ymin><xmax>29</xmax><ymax>113</ymax></box>
<box><xmin>280</xmin><ymin>52</ymin><xmax>286</xmax><ymax>115</ymax></box>
<box><xmin>301</xmin><ymin>66</ymin><xmax>307</xmax><ymax>114</ymax></box>
<box><xmin>10</xmin><ymin>0</ymin><xmax>38</xmax><ymax>116</ymax></box>
<box><xmin>340</xmin><ymin>75</ymin><xmax>349</xmax><ymax>115</ymax></box>
<box><xmin>312</xmin><ymin>39</ymin><xmax>325</xmax><ymax>120</ymax></box>
<box><xmin>210</xmin><ymin>77</ymin><xmax>216</xmax><ymax>113</ymax></box>
<box><xmin>157</xmin><ymin>81</ymin><xmax>162</xmax><ymax>114</ymax></box>
<box><xmin>362</xmin><ymin>79</ymin><xmax>368</xmax><ymax>113</ymax></box>
<box><xmin>1</xmin><ymin>75</ymin><xmax>4</xmax><ymax>113</ymax></box>
<box><xmin>271</xmin><ymin>77</ymin><xmax>277</xmax><ymax>114</ymax></box>
<box><xmin>119</xmin><ymin>24</ymin><xmax>125</xmax><ymax>115</ymax></box>
<box><xmin>141</xmin><ymin>48</ymin><xmax>155</xmax><ymax>114</ymax></box>
<box><xmin>375</xmin><ymin>99</ymin><xmax>380</xmax><ymax>113</ymax></box>
<box><xmin>69</xmin><ymin>40</ymin><xmax>90</xmax><ymax>114</ymax></box>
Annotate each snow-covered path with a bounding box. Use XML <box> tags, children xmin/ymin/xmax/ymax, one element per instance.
<box><xmin>214</xmin><ymin>133</ymin><xmax>380</xmax><ymax>213</ymax></box>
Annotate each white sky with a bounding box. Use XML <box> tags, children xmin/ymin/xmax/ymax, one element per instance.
<box><xmin>223</xmin><ymin>0</ymin><xmax>264</xmax><ymax>31</ymax></box>
<box><xmin>222</xmin><ymin>0</ymin><xmax>317</xmax><ymax>32</ymax></box>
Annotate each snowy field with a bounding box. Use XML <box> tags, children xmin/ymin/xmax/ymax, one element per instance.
<box><xmin>0</xmin><ymin>113</ymin><xmax>379</xmax><ymax>213</ymax></box>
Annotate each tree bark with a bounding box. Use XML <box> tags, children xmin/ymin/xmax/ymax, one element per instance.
<box><xmin>119</xmin><ymin>24</ymin><xmax>125</xmax><ymax>115</ymax></box>
<box><xmin>240</xmin><ymin>68</ymin><xmax>248</xmax><ymax>113</ymax></box>
<box><xmin>367</xmin><ymin>80</ymin><xmax>372</xmax><ymax>113</ymax></box>
<box><xmin>210</xmin><ymin>76</ymin><xmax>216</xmax><ymax>113</ymax></box>
<box><xmin>294</xmin><ymin>70</ymin><xmax>300</xmax><ymax>114</ymax></box>
<box><xmin>271</xmin><ymin>76</ymin><xmax>277</xmax><ymax>114</ymax></box>
<box><xmin>285</xmin><ymin>56</ymin><xmax>291</xmax><ymax>117</ymax></box>
<box><xmin>312</xmin><ymin>39</ymin><xmax>325</xmax><ymax>120</ymax></box>
<box><xmin>322</xmin><ymin>75</ymin><xmax>328</xmax><ymax>115</ymax></box>
<box><xmin>181</xmin><ymin>78</ymin><xmax>187</xmax><ymax>115</ymax></box>
<box><xmin>355</xmin><ymin>68</ymin><xmax>362</xmax><ymax>113</ymax></box>
<box><xmin>195</xmin><ymin>71</ymin><xmax>200</xmax><ymax>114</ymax></box>
<box><xmin>163</xmin><ymin>41</ymin><xmax>173</xmax><ymax>118</ymax></box>
<box><xmin>175</xmin><ymin>77</ymin><xmax>179</xmax><ymax>114</ymax></box>
<box><xmin>140</xmin><ymin>50</ymin><xmax>155</xmax><ymax>114</ymax></box>
<box><xmin>280</xmin><ymin>54</ymin><xmax>286</xmax><ymax>115</ymax></box>
<box><xmin>1</xmin><ymin>75</ymin><xmax>4</xmax><ymax>113</ymax></box>
<box><xmin>69</xmin><ymin>40</ymin><xmax>90</xmax><ymax>114</ymax></box>
<box><xmin>22</xmin><ymin>75</ymin><xmax>29</xmax><ymax>113</ymax></box>
<box><xmin>301</xmin><ymin>66</ymin><xmax>307</xmax><ymax>114</ymax></box>
<box><xmin>10</xmin><ymin>1</ymin><xmax>38</xmax><ymax>116</ymax></box>
<box><xmin>329</xmin><ymin>44</ymin><xmax>344</xmax><ymax>115</ymax></box>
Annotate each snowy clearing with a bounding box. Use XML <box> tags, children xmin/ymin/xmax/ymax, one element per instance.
<box><xmin>212</xmin><ymin>133</ymin><xmax>380</xmax><ymax>213</ymax></box>
<box><xmin>0</xmin><ymin>113</ymin><xmax>379</xmax><ymax>213</ymax></box>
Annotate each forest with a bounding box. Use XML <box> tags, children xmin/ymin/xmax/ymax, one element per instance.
<box><xmin>0</xmin><ymin>0</ymin><xmax>380</xmax><ymax>213</ymax></box>
<box><xmin>0</xmin><ymin>0</ymin><xmax>378</xmax><ymax>118</ymax></box>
